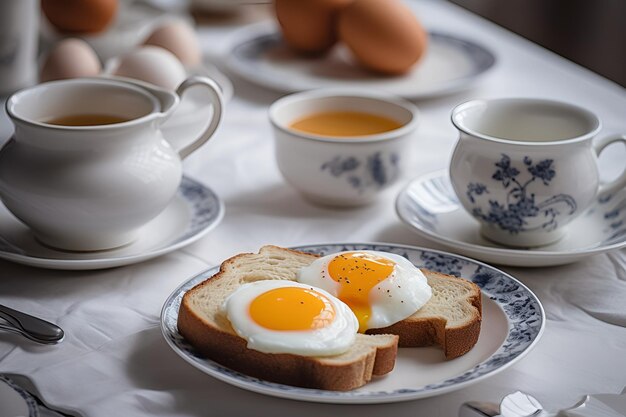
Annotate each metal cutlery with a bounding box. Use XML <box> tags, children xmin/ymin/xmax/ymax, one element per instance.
<box><xmin>460</xmin><ymin>390</ymin><xmax>626</xmax><ymax>417</ymax></box>
<box><xmin>0</xmin><ymin>304</ymin><xmax>64</xmax><ymax>344</ymax></box>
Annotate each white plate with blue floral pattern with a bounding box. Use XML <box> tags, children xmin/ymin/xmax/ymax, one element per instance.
<box><xmin>160</xmin><ymin>243</ymin><xmax>544</xmax><ymax>404</ymax></box>
<box><xmin>396</xmin><ymin>171</ymin><xmax>626</xmax><ymax>267</ymax></box>
<box><xmin>0</xmin><ymin>176</ymin><xmax>224</xmax><ymax>270</ymax></box>
<box><xmin>226</xmin><ymin>25</ymin><xmax>496</xmax><ymax>99</ymax></box>
<box><xmin>0</xmin><ymin>375</ymin><xmax>38</xmax><ymax>417</ymax></box>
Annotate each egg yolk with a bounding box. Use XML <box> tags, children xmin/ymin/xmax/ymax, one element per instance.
<box><xmin>249</xmin><ymin>287</ymin><xmax>335</xmax><ymax>331</ymax></box>
<box><xmin>328</xmin><ymin>252</ymin><xmax>395</xmax><ymax>332</ymax></box>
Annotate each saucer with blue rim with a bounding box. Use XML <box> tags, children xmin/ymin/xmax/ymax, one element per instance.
<box><xmin>0</xmin><ymin>375</ymin><xmax>38</xmax><ymax>417</ymax></box>
<box><xmin>396</xmin><ymin>170</ymin><xmax>626</xmax><ymax>267</ymax></box>
<box><xmin>0</xmin><ymin>176</ymin><xmax>224</xmax><ymax>270</ymax></box>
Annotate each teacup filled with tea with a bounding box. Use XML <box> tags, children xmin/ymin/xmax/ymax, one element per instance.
<box><xmin>269</xmin><ymin>90</ymin><xmax>419</xmax><ymax>206</ymax></box>
<box><xmin>0</xmin><ymin>76</ymin><xmax>223</xmax><ymax>251</ymax></box>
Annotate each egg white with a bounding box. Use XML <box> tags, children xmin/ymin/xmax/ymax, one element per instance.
<box><xmin>222</xmin><ymin>280</ymin><xmax>359</xmax><ymax>356</ymax></box>
<box><xmin>297</xmin><ymin>250</ymin><xmax>432</xmax><ymax>330</ymax></box>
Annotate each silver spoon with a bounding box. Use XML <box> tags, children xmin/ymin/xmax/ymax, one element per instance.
<box><xmin>0</xmin><ymin>304</ymin><xmax>64</xmax><ymax>344</ymax></box>
<box><xmin>460</xmin><ymin>390</ymin><xmax>626</xmax><ymax>417</ymax></box>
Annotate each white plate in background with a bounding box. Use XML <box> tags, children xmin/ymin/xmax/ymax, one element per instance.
<box><xmin>227</xmin><ymin>25</ymin><xmax>496</xmax><ymax>99</ymax></box>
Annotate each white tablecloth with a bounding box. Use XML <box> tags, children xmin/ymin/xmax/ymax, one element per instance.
<box><xmin>1</xmin><ymin>1</ymin><xmax>625</xmax><ymax>416</ymax></box>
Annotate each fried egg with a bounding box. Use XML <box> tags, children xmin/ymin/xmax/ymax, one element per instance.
<box><xmin>222</xmin><ymin>281</ymin><xmax>358</xmax><ymax>356</ymax></box>
<box><xmin>298</xmin><ymin>251</ymin><xmax>432</xmax><ymax>332</ymax></box>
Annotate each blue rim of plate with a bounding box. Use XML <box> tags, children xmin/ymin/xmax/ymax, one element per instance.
<box><xmin>227</xmin><ymin>27</ymin><xmax>496</xmax><ymax>98</ymax></box>
<box><xmin>0</xmin><ymin>375</ymin><xmax>39</xmax><ymax>417</ymax></box>
<box><xmin>0</xmin><ymin>176</ymin><xmax>223</xmax><ymax>269</ymax></box>
<box><xmin>160</xmin><ymin>243</ymin><xmax>545</xmax><ymax>404</ymax></box>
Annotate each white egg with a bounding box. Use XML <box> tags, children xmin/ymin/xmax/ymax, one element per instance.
<box><xmin>297</xmin><ymin>251</ymin><xmax>432</xmax><ymax>331</ymax></box>
<box><xmin>222</xmin><ymin>280</ymin><xmax>358</xmax><ymax>356</ymax></box>
<box><xmin>111</xmin><ymin>46</ymin><xmax>186</xmax><ymax>90</ymax></box>
<box><xmin>40</xmin><ymin>38</ymin><xmax>102</xmax><ymax>83</ymax></box>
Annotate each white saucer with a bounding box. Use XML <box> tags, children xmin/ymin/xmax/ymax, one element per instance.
<box><xmin>396</xmin><ymin>171</ymin><xmax>626</xmax><ymax>267</ymax></box>
<box><xmin>0</xmin><ymin>176</ymin><xmax>224</xmax><ymax>270</ymax></box>
<box><xmin>226</xmin><ymin>24</ymin><xmax>496</xmax><ymax>99</ymax></box>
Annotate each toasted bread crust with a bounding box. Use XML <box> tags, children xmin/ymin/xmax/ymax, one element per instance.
<box><xmin>178</xmin><ymin>246</ymin><xmax>398</xmax><ymax>391</ymax></box>
<box><xmin>177</xmin><ymin>246</ymin><xmax>482</xmax><ymax>390</ymax></box>
<box><xmin>179</xmin><ymin>302</ymin><xmax>398</xmax><ymax>390</ymax></box>
<box><xmin>367</xmin><ymin>270</ymin><xmax>482</xmax><ymax>359</ymax></box>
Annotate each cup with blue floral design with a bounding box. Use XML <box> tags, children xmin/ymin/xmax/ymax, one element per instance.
<box><xmin>449</xmin><ymin>98</ymin><xmax>626</xmax><ymax>247</ymax></box>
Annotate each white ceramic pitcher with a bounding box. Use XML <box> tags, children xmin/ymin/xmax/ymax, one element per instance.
<box><xmin>0</xmin><ymin>76</ymin><xmax>223</xmax><ymax>251</ymax></box>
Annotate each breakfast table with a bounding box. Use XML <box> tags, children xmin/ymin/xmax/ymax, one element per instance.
<box><xmin>1</xmin><ymin>0</ymin><xmax>626</xmax><ymax>416</ymax></box>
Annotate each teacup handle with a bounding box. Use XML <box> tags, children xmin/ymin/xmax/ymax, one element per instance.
<box><xmin>594</xmin><ymin>133</ymin><xmax>626</xmax><ymax>195</ymax></box>
<box><xmin>173</xmin><ymin>76</ymin><xmax>224</xmax><ymax>160</ymax></box>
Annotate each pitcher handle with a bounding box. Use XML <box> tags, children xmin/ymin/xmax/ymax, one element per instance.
<box><xmin>594</xmin><ymin>133</ymin><xmax>626</xmax><ymax>196</ymax></box>
<box><xmin>173</xmin><ymin>76</ymin><xmax>224</xmax><ymax>160</ymax></box>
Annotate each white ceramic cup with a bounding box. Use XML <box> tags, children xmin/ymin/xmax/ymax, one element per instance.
<box><xmin>449</xmin><ymin>98</ymin><xmax>626</xmax><ymax>247</ymax></box>
<box><xmin>0</xmin><ymin>76</ymin><xmax>223</xmax><ymax>251</ymax></box>
<box><xmin>269</xmin><ymin>90</ymin><xmax>419</xmax><ymax>207</ymax></box>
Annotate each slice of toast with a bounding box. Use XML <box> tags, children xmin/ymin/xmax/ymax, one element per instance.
<box><xmin>366</xmin><ymin>270</ymin><xmax>482</xmax><ymax>359</ymax></box>
<box><xmin>178</xmin><ymin>245</ymin><xmax>482</xmax><ymax>391</ymax></box>
<box><xmin>178</xmin><ymin>246</ymin><xmax>398</xmax><ymax>391</ymax></box>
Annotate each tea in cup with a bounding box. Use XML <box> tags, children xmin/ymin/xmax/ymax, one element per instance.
<box><xmin>269</xmin><ymin>89</ymin><xmax>419</xmax><ymax>206</ymax></box>
<box><xmin>0</xmin><ymin>76</ymin><xmax>223</xmax><ymax>251</ymax></box>
<box><xmin>449</xmin><ymin>98</ymin><xmax>626</xmax><ymax>247</ymax></box>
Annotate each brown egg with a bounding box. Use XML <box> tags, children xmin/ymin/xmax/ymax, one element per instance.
<box><xmin>40</xmin><ymin>39</ymin><xmax>102</xmax><ymax>83</ymax></box>
<box><xmin>338</xmin><ymin>0</ymin><xmax>428</xmax><ymax>75</ymax></box>
<box><xmin>275</xmin><ymin>0</ymin><xmax>354</xmax><ymax>55</ymax></box>
<box><xmin>144</xmin><ymin>20</ymin><xmax>202</xmax><ymax>68</ymax></box>
<box><xmin>42</xmin><ymin>0</ymin><xmax>118</xmax><ymax>34</ymax></box>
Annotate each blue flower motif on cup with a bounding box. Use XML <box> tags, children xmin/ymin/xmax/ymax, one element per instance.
<box><xmin>466</xmin><ymin>182</ymin><xmax>488</xmax><ymax>204</ymax></box>
<box><xmin>321</xmin><ymin>152</ymin><xmax>400</xmax><ymax>193</ymax></box>
<box><xmin>466</xmin><ymin>154</ymin><xmax>577</xmax><ymax>234</ymax></box>
<box><xmin>321</xmin><ymin>156</ymin><xmax>360</xmax><ymax>176</ymax></box>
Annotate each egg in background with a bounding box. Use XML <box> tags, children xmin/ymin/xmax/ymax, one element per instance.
<box><xmin>41</xmin><ymin>0</ymin><xmax>118</xmax><ymax>34</ymax></box>
<box><xmin>338</xmin><ymin>0</ymin><xmax>428</xmax><ymax>75</ymax></box>
<box><xmin>223</xmin><ymin>280</ymin><xmax>358</xmax><ymax>356</ymax></box>
<box><xmin>143</xmin><ymin>20</ymin><xmax>202</xmax><ymax>68</ymax></box>
<box><xmin>275</xmin><ymin>0</ymin><xmax>354</xmax><ymax>54</ymax></box>
<box><xmin>110</xmin><ymin>46</ymin><xmax>186</xmax><ymax>90</ymax></box>
<box><xmin>40</xmin><ymin>38</ymin><xmax>102</xmax><ymax>83</ymax></box>
<box><xmin>298</xmin><ymin>251</ymin><xmax>432</xmax><ymax>332</ymax></box>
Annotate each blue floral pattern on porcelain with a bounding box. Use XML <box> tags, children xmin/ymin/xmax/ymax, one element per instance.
<box><xmin>179</xmin><ymin>176</ymin><xmax>222</xmax><ymax>240</ymax></box>
<box><xmin>161</xmin><ymin>243</ymin><xmax>544</xmax><ymax>402</ymax></box>
<box><xmin>321</xmin><ymin>152</ymin><xmax>400</xmax><ymax>193</ymax></box>
<box><xmin>0</xmin><ymin>375</ymin><xmax>39</xmax><ymax>417</ymax></box>
<box><xmin>466</xmin><ymin>154</ymin><xmax>577</xmax><ymax>234</ymax></box>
